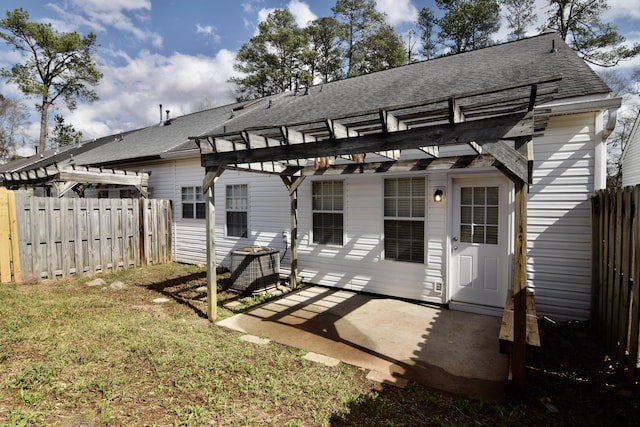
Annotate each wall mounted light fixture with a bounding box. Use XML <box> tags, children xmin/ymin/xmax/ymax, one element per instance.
<box><xmin>434</xmin><ymin>187</ymin><xmax>445</xmax><ymax>203</ymax></box>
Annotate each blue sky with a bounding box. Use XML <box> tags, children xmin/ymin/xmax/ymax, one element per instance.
<box><xmin>1</xmin><ymin>0</ymin><xmax>639</xmax><ymax>154</ymax></box>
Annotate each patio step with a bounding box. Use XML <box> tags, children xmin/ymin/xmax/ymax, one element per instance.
<box><xmin>499</xmin><ymin>290</ymin><xmax>540</xmax><ymax>355</ymax></box>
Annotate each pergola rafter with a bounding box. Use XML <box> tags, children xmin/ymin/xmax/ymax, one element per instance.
<box><xmin>0</xmin><ymin>164</ymin><xmax>150</xmax><ymax>198</ymax></box>
<box><xmin>191</xmin><ymin>75</ymin><xmax>561</xmax><ymax>180</ymax></box>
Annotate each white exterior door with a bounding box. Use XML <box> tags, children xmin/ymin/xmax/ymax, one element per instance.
<box><xmin>450</xmin><ymin>178</ymin><xmax>509</xmax><ymax>307</ymax></box>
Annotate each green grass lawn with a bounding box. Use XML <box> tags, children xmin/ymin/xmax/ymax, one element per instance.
<box><xmin>0</xmin><ymin>263</ymin><xmax>616</xmax><ymax>426</ymax></box>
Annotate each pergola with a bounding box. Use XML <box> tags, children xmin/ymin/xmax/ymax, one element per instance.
<box><xmin>192</xmin><ymin>76</ymin><xmax>563</xmax><ymax>386</ymax></box>
<box><xmin>0</xmin><ymin>164</ymin><xmax>150</xmax><ymax>198</ymax></box>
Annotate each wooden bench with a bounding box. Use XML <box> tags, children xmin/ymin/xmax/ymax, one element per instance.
<box><xmin>499</xmin><ymin>290</ymin><xmax>541</xmax><ymax>355</ymax></box>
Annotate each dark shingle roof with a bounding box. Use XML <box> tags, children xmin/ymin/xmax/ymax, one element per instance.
<box><xmin>195</xmin><ymin>33</ymin><xmax>608</xmax><ymax>137</ymax></box>
<box><xmin>75</xmin><ymin>33</ymin><xmax>610</xmax><ymax>166</ymax></box>
<box><xmin>72</xmin><ymin>99</ymin><xmax>263</xmax><ymax>166</ymax></box>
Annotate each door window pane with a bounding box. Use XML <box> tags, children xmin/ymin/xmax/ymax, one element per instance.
<box><xmin>459</xmin><ymin>186</ymin><xmax>499</xmax><ymax>245</ymax></box>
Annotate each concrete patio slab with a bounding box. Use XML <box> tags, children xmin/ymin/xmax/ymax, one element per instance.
<box><xmin>216</xmin><ymin>286</ymin><xmax>509</xmax><ymax>400</ymax></box>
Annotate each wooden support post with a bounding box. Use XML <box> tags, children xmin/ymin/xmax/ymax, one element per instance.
<box><xmin>512</xmin><ymin>136</ymin><xmax>531</xmax><ymax>389</ymax></box>
<box><xmin>280</xmin><ymin>175</ymin><xmax>305</xmax><ymax>289</ymax></box>
<box><xmin>512</xmin><ymin>178</ymin><xmax>528</xmax><ymax>388</ymax></box>
<box><xmin>290</xmin><ymin>183</ymin><xmax>299</xmax><ymax>288</ymax></box>
<box><xmin>7</xmin><ymin>190</ymin><xmax>20</xmax><ymax>283</ymax></box>
<box><xmin>0</xmin><ymin>188</ymin><xmax>13</xmax><ymax>283</ymax></box>
<box><xmin>204</xmin><ymin>167</ymin><xmax>223</xmax><ymax>321</ymax></box>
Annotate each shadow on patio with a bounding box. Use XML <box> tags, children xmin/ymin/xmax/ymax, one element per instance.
<box><xmin>216</xmin><ymin>285</ymin><xmax>509</xmax><ymax>400</ymax></box>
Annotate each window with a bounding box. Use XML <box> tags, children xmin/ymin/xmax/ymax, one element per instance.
<box><xmin>226</xmin><ymin>184</ymin><xmax>248</xmax><ymax>237</ymax></box>
<box><xmin>312</xmin><ymin>181</ymin><xmax>343</xmax><ymax>245</ymax></box>
<box><xmin>97</xmin><ymin>190</ymin><xmax>109</xmax><ymax>199</ymax></box>
<box><xmin>460</xmin><ymin>186</ymin><xmax>499</xmax><ymax>245</ymax></box>
<box><xmin>119</xmin><ymin>189</ymin><xmax>134</xmax><ymax>198</ymax></box>
<box><xmin>182</xmin><ymin>186</ymin><xmax>205</xmax><ymax>219</ymax></box>
<box><xmin>384</xmin><ymin>177</ymin><xmax>425</xmax><ymax>263</ymax></box>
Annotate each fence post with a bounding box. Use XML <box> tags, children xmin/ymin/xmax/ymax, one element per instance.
<box><xmin>0</xmin><ymin>188</ymin><xmax>16</xmax><ymax>282</ymax></box>
<box><xmin>7</xmin><ymin>190</ymin><xmax>21</xmax><ymax>282</ymax></box>
<box><xmin>139</xmin><ymin>198</ymin><xmax>147</xmax><ymax>266</ymax></box>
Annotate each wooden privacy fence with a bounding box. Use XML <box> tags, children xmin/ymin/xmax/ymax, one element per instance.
<box><xmin>0</xmin><ymin>189</ymin><xmax>172</xmax><ymax>283</ymax></box>
<box><xmin>591</xmin><ymin>185</ymin><xmax>640</xmax><ymax>384</ymax></box>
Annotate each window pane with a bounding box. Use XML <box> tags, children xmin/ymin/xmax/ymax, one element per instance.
<box><xmin>397</xmin><ymin>197</ymin><xmax>411</xmax><ymax>217</ymax></box>
<box><xmin>473</xmin><ymin>226</ymin><xmax>485</xmax><ymax>244</ymax></box>
<box><xmin>384</xmin><ymin>179</ymin><xmax>396</xmax><ymax>197</ymax></box>
<box><xmin>486</xmin><ymin>207</ymin><xmax>499</xmax><ymax>225</ymax></box>
<box><xmin>473</xmin><ymin>206</ymin><xmax>485</xmax><ymax>224</ymax></box>
<box><xmin>182</xmin><ymin>203</ymin><xmax>194</xmax><ymax>219</ymax></box>
<box><xmin>460</xmin><ymin>224</ymin><xmax>472</xmax><ymax>243</ymax></box>
<box><xmin>461</xmin><ymin>206</ymin><xmax>472</xmax><ymax>224</ymax></box>
<box><xmin>412</xmin><ymin>198</ymin><xmax>425</xmax><ymax>217</ymax></box>
<box><xmin>313</xmin><ymin>213</ymin><xmax>343</xmax><ymax>245</ymax></box>
<box><xmin>227</xmin><ymin>211</ymin><xmax>247</xmax><ymax>237</ymax></box>
<box><xmin>486</xmin><ymin>187</ymin><xmax>499</xmax><ymax>205</ymax></box>
<box><xmin>411</xmin><ymin>177</ymin><xmax>425</xmax><ymax>196</ymax></box>
<box><xmin>461</xmin><ymin>187</ymin><xmax>473</xmax><ymax>205</ymax></box>
<box><xmin>397</xmin><ymin>178</ymin><xmax>411</xmax><ymax>196</ymax></box>
<box><xmin>182</xmin><ymin>187</ymin><xmax>194</xmax><ymax>201</ymax></box>
<box><xmin>196</xmin><ymin>203</ymin><xmax>206</xmax><ymax>219</ymax></box>
<box><xmin>486</xmin><ymin>226</ymin><xmax>498</xmax><ymax>244</ymax></box>
<box><xmin>195</xmin><ymin>187</ymin><xmax>204</xmax><ymax>201</ymax></box>
<box><xmin>384</xmin><ymin>177</ymin><xmax>424</xmax><ymax>219</ymax></box>
<box><xmin>473</xmin><ymin>187</ymin><xmax>485</xmax><ymax>205</ymax></box>
<box><xmin>384</xmin><ymin>198</ymin><xmax>396</xmax><ymax>217</ymax></box>
<box><xmin>384</xmin><ymin>220</ymin><xmax>424</xmax><ymax>263</ymax></box>
<box><xmin>334</xmin><ymin>194</ymin><xmax>343</xmax><ymax>210</ymax></box>
<box><xmin>312</xmin><ymin>194</ymin><xmax>321</xmax><ymax>210</ymax></box>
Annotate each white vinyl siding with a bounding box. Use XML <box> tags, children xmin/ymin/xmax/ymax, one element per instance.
<box><xmin>527</xmin><ymin>113</ymin><xmax>598</xmax><ymax>320</ymax></box>
<box><xmin>297</xmin><ymin>174</ymin><xmax>445</xmax><ymax>304</ymax></box>
<box><xmin>622</xmin><ymin>115</ymin><xmax>640</xmax><ymax>187</ymax></box>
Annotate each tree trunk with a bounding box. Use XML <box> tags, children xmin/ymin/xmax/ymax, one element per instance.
<box><xmin>38</xmin><ymin>97</ymin><xmax>49</xmax><ymax>154</ymax></box>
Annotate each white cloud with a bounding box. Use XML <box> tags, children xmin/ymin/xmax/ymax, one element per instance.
<box><xmin>288</xmin><ymin>0</ymin><xmax>316</xmax><ymax>27</ymax></box>
<box><xmin>196</xmin><ymin>23</ymin><xmax>222</xmax><ymax>44</ymax></box>
<box><xmin>257</xmin><ymin>7</ymin><xmax>275</xmax><ymax>26</ymax></box>
<box><xmin>605</xmin><ymin>0</ymin><xmax>640</xmax><ymax>21</ymax></box>
<box><xmin>255</xmin><ymin>0</ymin><xmax>316</xmax><ymax>32</ymax></box>
<box><xmin>375</xmin><ymin>0</ymin><xmax>418</xmax><ymax>26</ymax></box>
<box><xmin>62</xmin><ymin>49</ymin><xmax>239</xmax><ymax>140</ymax></box>
<box><xmin>45</xmin><ymin>0</ymin><xmax>163</xmax><ymax>49</ymax></box>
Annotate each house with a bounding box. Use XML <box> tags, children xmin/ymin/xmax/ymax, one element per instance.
<box><xmin>6</xmin><ymin>33</ymin><xmax>618</xmax><ymax>322</ymax></box>
<box><xmin>621</xmin><ymin>112</ymin><xmax>640</xmax><ymax>187</ymax></box>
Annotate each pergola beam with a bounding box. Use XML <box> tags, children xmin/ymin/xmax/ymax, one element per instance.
<box><xmin>468</xmin><ymin>140</ymin><xmax>530</xmax><ymax>184</ymax></box>
<box><xmin>199</xmin><ymin>112</ymin><xmax>534</xmax><ymax>167</ymax></box>
<box><xmin>303</xmin><ymin>155</ymin><xmax>498</xmax><ymax>176</ymax></box>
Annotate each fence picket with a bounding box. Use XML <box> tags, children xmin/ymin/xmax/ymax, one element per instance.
<box><xmin>0</xmin><ymin>188</ymin><xmax>12</xmax><ymax>282</ymax></box>
<box><xmin>592</xmin><ymin>185</ymin><xmax>640</xmax><ymax>384</ymax></box>
<box><xmin>0</xmin><ymin>193</ymin><xmax>171</xmax><ymax>283</ymax></box>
